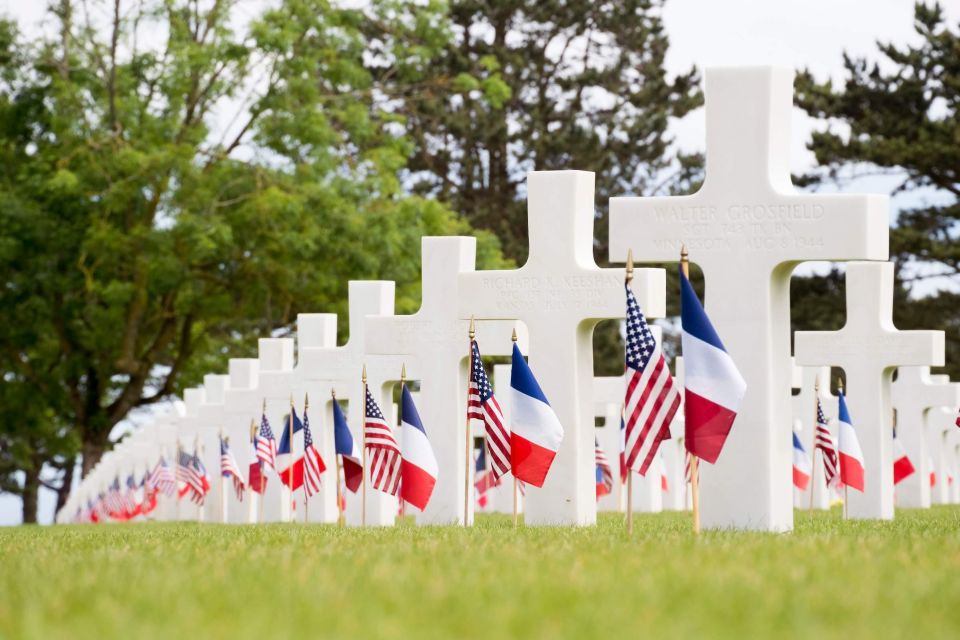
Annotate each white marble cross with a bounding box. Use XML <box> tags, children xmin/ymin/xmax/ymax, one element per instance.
<box><xmin>891</xmin><ymin>366</ymin><xmax>960</xmax><ymax>508</ymax></box>
<box><xmin>295</xmin><ymin>280</ymin><xmax>399</xmax><ymax>526</ymax></box>
<box><xmin>459</xmin><ymin>170</ymin><xmax>665</xmax><ymax>526</ymax></box>
<box><xmin>256</xmin><ymin>338</ymin><xmax>297</xmax><ymax>522</ymax></box>
<box><xmin>929</xmin><ymin>404</ymin><xmax>958</xmax><ymax>505</ymax></box>
<box><xmin>174</xmin><ymin>386</ymin><xmax>206</xmax><ymax>521</ymax></box>
<box><xmin>365</xmin><ymin>237</ymin><xmax>520</xmax><ymax>525</ymax></box>
<box><xmin>795</xmin><ymin>262</ymin><xmax>944</xmax><ymax>519</ymax></box>
<box><xmin>222</xmin><ymin>358</ymin><xmax>260</xmax><ymax>523</ymax></box>
<box><xmin>608</xmin><ymin>67</ymin><xmax>889</xmax><ymax>531</ymax></box>
<box><xmin>197</xmin><ymin>373</ymin><xmax>230</xmax><ymax>522</ymax></box>
<box><xmin>791</xmin><ymin>365</ymin><xmax>835</xmax><ymax>510</ymax></box>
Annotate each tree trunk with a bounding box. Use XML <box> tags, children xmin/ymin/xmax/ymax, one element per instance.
<box><xmin>55</xmin><ymin>457</ymin><xmax>76</xmax><ymax>515</ymax></box>
<box><xmin>81</xmin><ymin>438</ymin><xmax>108</xmax><ymax>478</ymax></box>
<box><xmin>21</xmin><ymin>465</ymin><xmax>40</xmax><ymax>524</ymax></box>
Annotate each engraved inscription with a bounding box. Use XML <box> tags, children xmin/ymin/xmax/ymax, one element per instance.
<box><xmin>650</xmin><ymin>203</ymin><xmax>827</xmax><ymax>252</ymax></box>
<box><xmin>480</xmin><ymin>273</ymin><xmax>621</xmax><ymax>313</ymax></box>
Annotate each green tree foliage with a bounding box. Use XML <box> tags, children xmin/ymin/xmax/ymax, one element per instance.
<box><xmin>793</xmin><ymin>2</ymin><xmax>959</xmax><ymax>379</ymax></box>
<box><xmin>0</xmin><ymin>0</ymin><xmax>507</xmax><ymax>522</ymax></box>
<box><xmin>385</xmin><ymin>0</ymin><xmax>703</xmax><ymax>263</ymax></box>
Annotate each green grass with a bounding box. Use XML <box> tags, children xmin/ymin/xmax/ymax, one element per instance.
<box><xmin>2</xmin><ymin>508</ymin><xmax>960</xmax><ymax>639</ymax></box>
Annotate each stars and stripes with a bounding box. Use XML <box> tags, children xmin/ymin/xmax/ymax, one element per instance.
<box><xmin>178</xmin><ymin>448</ymin><xmax>210</xmax><ymax>505</ymax></box>
<box><xmin>813</xmin><ymin>398</ymin><xmax>839</xmax><ymax>489</ymax></box>
<box><xmin>623</xmin><ymin>282</ymin><xmax>681</xmax><ymax>476</ymax></box>
<box><xmin>468</xmin><ymin>339</ymin><xmax>510</xmax><ymax>479</ymax></box>
<box><xmin>220</xmin><ymin>436</ymin><xmax>245</xmax><ymax>501</ymax></box>
<box><xmin>474</xmin><ymin>447</ymin><xmax>499</xmax><ymax>509</ymax></box>
<box><xmin>256</xmin><ymin>410</ymin><xmax>278</xmax><ymax>470</ymax></box>
<box><xmin>595</xmin><ymin>439</ymin><xmax>613</xmax><ymax>499</ymax></box>
<box><xmin>148</xmin><ymin>457</ymin><xmax>177</xmax><ymax>497</ymax></box>
<box><xmin>303</xmin><ymin>406</ymin><xmax>327</xmax><ymax>498</ymax></box>
<box><xmin>364</xmin><ymin>386</ymin><xmax>401</xmax><ymax>496</ymax></box>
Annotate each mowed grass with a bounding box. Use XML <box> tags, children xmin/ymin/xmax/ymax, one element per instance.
<box><xmin>2</xmin><ymin>508</ymin><xmax>960</xmax><ymax>639</ymax></box>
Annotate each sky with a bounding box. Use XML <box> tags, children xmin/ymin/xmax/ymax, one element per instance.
<box><xmin>2</xmin><ymin>0</ymin><xmax>958</xmax><ymax>525</ymax></box>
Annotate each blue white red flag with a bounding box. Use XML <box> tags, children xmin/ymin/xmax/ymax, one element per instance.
<box><xmin>333</xmin><ymin>398</ymin><xmax>363</xmax><ymax>493</ymax></box>
<box><xmin>595</xmin><ymin>439</ymin><xmax>613</xmax><ymax>499</ymax></box>
<box><xmin>399</xmin><ymin>384</ymin><xmax>438</xmax><ymax>511</ymax></box>
<box><xmin>509</xmin><ymin>342</ymin><xmax>563</xmax><ymax>488</ymax></box>
<box><xmin>892</xmin><ymin>430</ymin><xmax>915</xmax><ymax>485</ymax></box>
<box><xmin>679</xmin><ymin>267</ymin><xmax>746</xmax><ymax>463</ymax></box>
<box><xmin>792</xmin><ymin>432</ymin><xmax>811</xmax><ymax>490</ymax></box>
<box><xmin>837</xmin><ymin>390</ymin><xmax>865</xmax><ymax>492</ymax></box>
<box><xmin>276</xmin><ymin>407</ymin><xmax>305</xmax><ymax>490</ymax></box>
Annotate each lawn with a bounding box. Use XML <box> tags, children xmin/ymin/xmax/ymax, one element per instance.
<box><xmin>2</xmin><ymin>508</ymin><xmax>959</xmax><ymax>639</ymax></box>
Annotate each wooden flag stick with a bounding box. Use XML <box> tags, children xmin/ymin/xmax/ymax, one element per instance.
<box><xmin>681</xmin><ymin>245</ymin><xmax>701</xmax><ymax>536</ymax></box>
<box><xmin>464</xmin><ymin>317</ymin><xmax>476</xmax><ymax>527</ymax></box>
<box><xmin>249</xmin><ymin>419</ymin><xmax>260</xmax><ymax>524</ymax></box>
<box><xmin>361</xmin><ymin>365</ymin><xmax>368</xmax><ymax>528</ymax></box>
<box><xmin>288</xmin><ymin>394</ymin><xmax>295</xmax><ymax>523</ymax></box>
<box><xmin>511</xmin><ymin>327</ymin><xmax>519</xmax><ymax>528</ymax></box>
<box><xmin>626</xmin><ymin>250</ymin><xmax>634</xmax><ymax>535</ymax></box>
<box><xmin>838</xmin><ymin>377</ymin><xmax>848</xmax><ymax>520</ymax></box>
<box><xmin>332</xmin><ymin>389</ymin><xmax>344</xmax><ymax>528</ymax></box>
<box><xmin>810</xmin><ymin>378</ymin><xmax>820</xmax><ymax>514</ymax></box>
<box><xmin>399</xmin><ymin>364</ymin><xmax>406</xmax><ymax>522</ymax></box>
<box><xmin>219</xmin><ymin>429</ymin><xmax>226</xmax><ymax>524</ymax></box>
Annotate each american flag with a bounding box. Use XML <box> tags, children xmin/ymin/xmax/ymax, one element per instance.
<box><xmin>814</xmin><ymin>397</ymin><xmax>840</xmax><ymax>488</ymax></box>
<box><xmin>106</xmin><ymin>477</ymin><xmax>124</xmax><ymax>516</ymax></box>
<box><xmin>178</xmin><ymin>448</ymin><xmax>208</xmax><ymax>504</ymax></box>
<box><xmin>474</xmin><ymin>447</ymin><xmax>500</xmax><ymax>508</ymax></box>
<box><xmin>467</xmin><ymin>339</ymin><xmax>510</xmax><ymax>479</ymax></box>
<box><xmin>149</xmin><ymin>457</ymin><xmax>177</xmax><ymax>497</ymax></box>
<box><xmin>220</xmin><ymin>437</ymin><xmax>245</xmax><ymax>501</ymax></box>
<box><xmin>623</xmin><ymin>282</ymin><xmax>681</xmax><ymax>476</ymax></box>
<box><xmin>364</xmin><ymin>386</ymin><xmax>401</xmax><ymax>496</ymax></box>
<box><xmin>125</xmin><ymin>474</ymin><xmax>141</xmax><ymax>515</ymax></box>
<box><xmin>595</xmin><ymin>439</ymin><xmax>613</xmax><ymax>499</ymax></box>
<box><xmin>257</xmin><ymin>410</ymin><xmax>278</xmax><ymax>470</ymax></box>
<box><xmin>302</xmin><ymin>407</ymin><xmax>327</xmax><ymax>498</ymax></box>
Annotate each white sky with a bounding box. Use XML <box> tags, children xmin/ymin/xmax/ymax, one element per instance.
<box><xmin>1</xmin><ymin>0</ymin><xmax>958</xmax><ymax>524</ymax></box>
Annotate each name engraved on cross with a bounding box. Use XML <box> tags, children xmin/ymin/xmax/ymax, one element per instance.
<box><xmin>609</xmin><ymin>66</ymin><xmax>889</xmax><ymax>532</ymax></box>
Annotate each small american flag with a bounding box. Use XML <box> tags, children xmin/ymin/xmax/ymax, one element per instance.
<box><xmin>467</xmin><ymin>339</ymin><xmax>510</xmax><ymax>479</ymax></box>
<box><xmin>106</xmin><ymin>477</ymin><xmax>124</xmax><ymax>515</ymax></box>
<box><xmin>178</xmin><ymin>448</ymin><xmax>208</xmax><ymax>504</ymax></box>
<box><xmin>595</xmin><ymin>439</ymin><xmax>613</xmax><ymax>499</ymax></box>
<box><xmin>220</xmin><ymin>436</ymin><xmax>245</xmax><ymax>501</ymax></box>
<box><xmin>148</xmin><ymin>457</ymin><xmax>177</xmax><ymax>497</ymax></box>
<box><xmin>303</xmin><ymin>407</ymin><xmax>327</xmax><ymax>498</ymax></box>
<box><xmin>257</xmin><ymin>410</ymin><xmax>278</xmax><ymax>470</ymax></box>
<box><xmin>474</xmin><ymin>447</ymin><xmax>500</xmax><ymax>508</ymax></box>
<box><xmin>814</xmin><ymin>397</ymin><xmax>839</xmax><ymax>488</ymax></box>
<box><xmin>364</xmin><ymin>386</ymin><xmax>401</xmax><ymax>496</ymax></box>
<box><xmin>623</xmin><ymin>282</ymin><xmax>681</xmax><ymax>476</ymax></box>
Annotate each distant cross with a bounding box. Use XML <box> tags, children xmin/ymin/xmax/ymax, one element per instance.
<box><xmin>459</xmin><ymin>170</ymin><xmax>665</xmax><ymax>526</ymax></box>
<box><xmin>609</xmin><ymin>67</ymin><xmax>889</xmax><ymax>531</ymax></box>
<box><xmin>796</xmin><ymin>262</ymin><xmax>943</xmax><ymax>519</ymax></box>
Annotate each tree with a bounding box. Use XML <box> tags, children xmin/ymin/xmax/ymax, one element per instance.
<box><xmin>0</xmin><ymin>0</ymin><xmax>506</xmax><ymax>522</ymax></box>
<box><xmin>793</xmin><ymin>1</ymin><xmax>960</xmax><ymax>379</ymax></box>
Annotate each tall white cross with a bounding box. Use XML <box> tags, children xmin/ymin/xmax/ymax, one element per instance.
<box><xmin>222</xmin><ymin>358</ymin><xmax>261</xmax><ymax>524</ymax></box>
<box><xmin>891</xmin><ymin>366</ymin><xmax>960</xmax><ymax>508</ymax></box>
<box><xmin>609</xmin><ymin>66</ymin><xmax>889</xmax><ymax>531</ymax></box>
<box><xmin>929</xmin><ymin>405</ymin><xmax>958</xmax><ymax>505</ymax></box>
<box><xmin>795</xmin><ymin>261</ymin><xmax>943</xmax><ymax>519</ymax></box>
<box><xmin>459</xmin><ymin>170</ymin><xmax>665</xmax><ymax>526</ymax></box>
<box><xmin>294</xmin><ymin>280</ymin><xmax>400</xmax><ymax>526</ymax></box>
<box><xmin>256</xmin><ymin>338</ymin><xmax>297</xmax><ymax>522</ymax></box>
<box><xmin>197</xmin><ymin>373</ymin><xmax>230</xmax><ymax>523</ymax></box>
<box><xmin>365</xmin><ymin>237</ymin><xmax>521</xmax><ymax>525</ymax></box>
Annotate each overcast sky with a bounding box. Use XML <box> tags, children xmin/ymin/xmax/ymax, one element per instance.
<box><xmin>2</xmin><ymin>0</ymin><xmax>958</xmax><ymax>525</ymax></box>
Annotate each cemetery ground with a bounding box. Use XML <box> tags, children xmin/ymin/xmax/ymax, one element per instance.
<box><xmin>2</xmin><ymin>509</ymin><xmax>958</xmax><ymax>639</ymax></box>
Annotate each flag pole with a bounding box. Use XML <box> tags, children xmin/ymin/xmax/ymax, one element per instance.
<box><xmin>681</xmin><ymin>245</ymin><xmax>701</xmax><ymax>536</ymax></box>
<box><xmin>626</xmin><ymin>249</ymin><xmax>635</xmax><ymax>535</ymax></box>
<box><xmin>303</xmin><ymin>392</ymin><xmax>310</xmax><ymax>523</ymax></box>
<box><xmin>259</xmin><ymin>399</ymin><xmax>266</xmax><ymax>525</ymax></box>
<box><xmin>362</xmin><ymin>364</ymin><xmax>368</xmax><ymax>528</ymax></box>
<box><xmin>219</xmin><ymin>429</ymin><xmax>226</xmax><ymax>524</ymax></box>
<box><xmin>511</xmin><ymin>327</ymin><xmax>519</xmax><ymax>528</ymax></box>
<box><xmin>464</xmin><ymin>316</ymin><xmax>476</xmax><ymax>527</ymax></box>
<box><xmin>399</xmin><ymin>363</ymin><xmax>406</xmax><ymax>522</ymax></box>
<box><xmin>332</xmin><ymin>389</ymin><xmax>344</xmax><ymax>528</ymax></box>
<box><xmin>249</xmin><ymin>419</ymin><xmax>259</xmax><ymax>524</ymax></box>
<box><xmin>838</xmin><ymin>377</ymin><xmax>848</xmax><ymax>520</ymax></box>
<box><xmin>810</xmin><ymin>378</ymin><xmax>819</xmax><ymax>514</ymax></box>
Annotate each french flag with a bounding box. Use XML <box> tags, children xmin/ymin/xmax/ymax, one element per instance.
<box><xmin>679</xmin><ymin>267</ymin><xmax>746</xmax><ymax>463</ymax></box>
<box><xmin>792</xmin><ymin>432</ymin><xmax>811</xmax><ymax>491</ymax></box>
<box><xmin>276</xmin><ymin>408</ymin><xmax>305</xmax><ymax>490</ymax></box>
<box><xmin>509</xmin><ymin>343</ymin><xmax>564</xmax><ymax>487</ymax></box>
<box><xmin>399</xmin><ymin>384</ymin><xmax>438</xmax><ymax>511</ymax></box>
<box><xmin>836</xmin><ymin>390</ymin><xmax>865</xmax><ymax>492</ymax></box>
<box><xmin>892</xmin><ymin>431</ymin><xmax>915</xmax><ymax>485</ymax></box>
<box><xmin>333</xmin><ymin>398</ymin><xmax>363</xmax><ymax>493</ymax></box>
